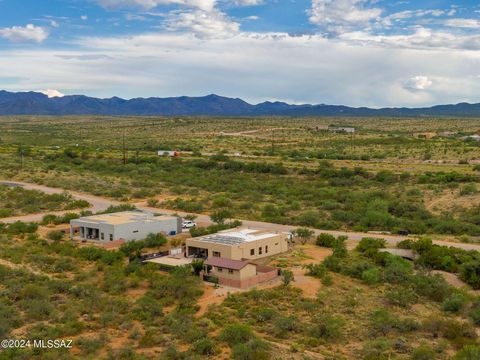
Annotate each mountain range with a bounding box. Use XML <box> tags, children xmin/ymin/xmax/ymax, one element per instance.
<box><xmin>1</xmin><ymin>90</ymin><xmax>480</xmax><ymax>117</ymax></box>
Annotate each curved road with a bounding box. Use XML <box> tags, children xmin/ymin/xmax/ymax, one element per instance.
<box><xmin>1</xmin><ymin>180</ymin><xmax>480</xmax><ymax>252</ymax></box>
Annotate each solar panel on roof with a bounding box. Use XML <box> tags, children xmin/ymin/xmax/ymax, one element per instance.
<box><xmin>199</xmin><ymin>235</ymin><xmax>246</xmax><ymax>245</ymax></box>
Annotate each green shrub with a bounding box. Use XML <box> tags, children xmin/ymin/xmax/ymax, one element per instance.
<box><xmin>383</xmin><ymin>256</ymin><xmax>413</xmax><ymax>284</ymax></box>
<box><xmin>357</xmin><ymin>237</ymin><xmax>386</xmax><ymax>257</ymax></box>
<box><xmin>273</xmin><ymin>315</ymin><xmax>297</xmax><ymax>338</ymax></box>
<box><xmin>281</xmin><ymin>270</ymin><xmax>294</xmax><ymax>286</ymax></box>
<box><xmin>371</xmin><ymin>309</ymin><xmax>418</xmax><ymax>335</ymax></box>
<box><xmin>252</xmin><ymin>307</ymin><xmax>276</xmax><ymax>323</ymax></box>
<box><xmin>411</xmin><ymin>274</ymin><xmax>451</xmax><ymax>302</ymax></box>
<box><xmin>309</xmin><ymin>314</ymin><xmax>344</xmax><ymax>340</ymax></box>
<box><xmin>232</xmin><ymin>338</ymin><xmax>270</xmax><ymax>360</ymax></box>
<box><xmin>453</xmin><ymin>345</ymin><xmax>480</xmax><ymax>360</ymax></box>
<box><xmin>460</xmin><ymin>183</ymin><xmax>477</xmax><ymax>196</ymax></box>
<box><xmin>362</xmin><ymin>338</ymin><xmax>392</xmax><ymax>360</ymax></box>
<box><xmin>442</xmin><ymin>292</ymin><xmax>469</xmax><ymax>313</ymax></box>
<box><xmin>385</xmin><ymin>287</ymin><xmax>417</xmax><ymax>307</ymax></box>
<box><xmin>192</xmin><ymin>338</ymin><xmax>215</xmax><ymax>356</ymax></box>
<box><xmin>219</xmin><ymin>323</ymin><xmax>254</xmax><ymax>346</ymax></box>
<box><xmin>316</xmin><ymin>233</ymin><xmax>337</xmax><ymax>248</ymax></box>
<box><xmin>304</xmin><ymin>263</ymin><xmax>327</xmax><ymax>278</ymax></box>
<box><xmin>460</xmin><ymin>260</ymin><xmax>480</xmax><ymax>289</ymax></box>
<box><xmin>411</xmin><ymin>343</ymin><xmax>435</xmax><ymax>360</ymax></box>
<box><xmin>361</xmin><ymin>268</ymin><xmax>382</xmax><ymax>285</ymax></box>
<box><xmin>47</xmin><ymin>230</ymin><xmax>64</xmax><ymax>241</ymax></box>
<box><xmin>468</xmin><ymin>299</ymin><xmax>480</xmax><ymax>325</ymax></box>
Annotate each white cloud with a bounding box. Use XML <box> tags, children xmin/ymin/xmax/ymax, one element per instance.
<box><xmin>403</xmin><ymin>76</ymin><xmax>433</xmax><ymax>91</ymax></box>
<box><xmin>309</xmin><ymin>0</ymin><xmax>382</xmax><ymax>33</ymax></box>
<box><xmin>2</xmin><ymin>31</ymin><xmax>479</xmax><ymax>108</ymax></box>
<box><xmin>164</xmin><ymin>9</ymin><xmax>239</xmax><ymax>36</ymax></box>
<box><xmin>382</xmin><ymin>9</ymin><xmax>445</xmax><ymax>27</ymax></box>
<box><xmin>49</xmin><ymin>20</ymin><xmax>60</xmax><ymax>28</ymax></box>
<box><xmin>81</xmin><ymin>15</ymin><xmax>88</xmax><ymax>21</ymax></box>
<box><xmin>229</xmin><ymin>0</ymin><xmax>263</xmax><ymax>5</ymax></box>
<box><xmin>39</xmin><ymin>89</ymin><xmax>65</xmax><ymax>98</ymax></box>
<box><xmin>338</xmin><ymin>27</ymin><xmax>480</xmax><ymax>51</ymax></box>
<box><xmin>445</xmin><ymin>18</ymin><xmax>480</xmax><ymax>29</ymax></box>
<box><xmin>96</xmin><ymin>0</ymin><xmax>215</xmax><ymax>11</ymax></box>
<box><xmin>0</xmin><ymin>24</ymin><xmax>48</xmax><ymax>43</ymax></box>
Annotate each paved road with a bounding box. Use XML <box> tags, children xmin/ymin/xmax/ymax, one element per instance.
<box><xmin>2</xmin><ymin>180</ymin><xmax>480</xmax><ymax>252</ymax></box>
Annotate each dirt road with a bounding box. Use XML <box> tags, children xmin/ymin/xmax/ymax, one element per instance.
<box><xmin>0</xmin><ymin>180</ymin><xmax>119</xmax><ymax>223</ymax></box>
<box><xmin>2</xmin><ymin>180</ymin><xmax>480</xmax><ymax>252</ymax></box>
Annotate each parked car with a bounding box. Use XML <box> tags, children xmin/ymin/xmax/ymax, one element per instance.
<box><xmin>182</xmin><ymin>220</ymin><xmax>197</xmax><ymax>229</ymax></box>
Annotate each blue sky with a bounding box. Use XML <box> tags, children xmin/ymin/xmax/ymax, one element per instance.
<box><xmin>0</xmin><ymin>0</ymin><xmax>480</xmax><ymax>107</ymax></box>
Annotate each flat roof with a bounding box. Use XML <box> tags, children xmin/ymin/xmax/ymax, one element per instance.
<box><xmin>146</xmin><ymin>256</ymin><xmax>193</xmax><ymax>267</ymax></box>
<box><xmin>192</xmin><ymin>228</ymin><xmax>282</xmax><ymax>246</ymax></box>
<box><xmin>71</xmin><ymin>211</ymin><xmax>177</xmax><ymax>226</ymax></box>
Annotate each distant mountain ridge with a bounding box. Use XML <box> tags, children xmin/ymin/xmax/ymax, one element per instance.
<box><xmin>1</xmin><ymin>90</ymin><xmax>480</xmax><ymax>116</ymax></box>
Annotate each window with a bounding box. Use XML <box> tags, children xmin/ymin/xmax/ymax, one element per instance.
<box><xmin>133</xmin><ymin>230</ymin><xmax>139</xmax><ymax>233</ymax></box>
<box><xmin>250</xmin><ymin>249</ymin><xmax>255</xmax><ymax>256</ymax></box>
<box><xmin>228</xmin><ymin>269</ymin><xmax>234</xmax><ymax>274</ymax></box>
<box><xmin>265</xmin><ymin>245</ymin><xmax>268</xmax><ymax>253</ymax></box>
<box><xmin>101</xmin><ymin>233</ymin><xmax>104</xmax><ymax>240</ymax></box>
<box><xmin>259</xmin><ymin>247</ymin><xmax>263</xmax><ymax>255</ymax></box>
<box><xmin>213</xmin><ymin>251</ymin><xmax>221</xmax><ymax>257</ymax></box>
<box><xmin>109</xmin><ymin>234</ymin><xmax>113</xmax><ymax>241</ymax></box>
<box><xmin>275</xmin><ymin>243</ymin><xmax>278</xmax><ymax>246</ymax></box>
<box><xmin>217</xmin><ymin>267</ymin><xmax>223</xmax><ymax>272</ymax></box>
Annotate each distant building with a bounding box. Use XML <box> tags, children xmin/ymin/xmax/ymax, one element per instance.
<box><xmin>158</xmin><ymin>150</ymin><xmax>180</xmax><ymax>157</ymax></box>
<box><xmin>439</xmin><ymin>131</ymin><xmax>458</xmax><ymax>138</ymax></box>
<box><xmin>328</xmin><ymin>126</ymin><xmax>355</xmax><ymax>134</ymax></box>
<box><xmin>205</xmin><ymin>257</ymin><xmax>278</xmax><ymax>288</ymax></box>
<box><xmin>186</xmin><ymin>228</ymin><xmax>289</xmax><ymax>261</ymax></box>
<box><xmin>70</xmin><ymin>211</ymin><xmax>181</xmax><ymax>242</ymax></box>
<box><xmin>462</xmin><ymin>135</ymin><xmax>480</xmax><ymax>141</ymax></box>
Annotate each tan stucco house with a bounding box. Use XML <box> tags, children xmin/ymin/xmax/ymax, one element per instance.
<box><xmin>186</xmin><ymin>228</ymin><xmax>289</xmax><ymax>261</ymax></box>
<box><xmin>205</xmin><ymin>257</ymin><xmax>278</xmax><ymax>288</ymax></box>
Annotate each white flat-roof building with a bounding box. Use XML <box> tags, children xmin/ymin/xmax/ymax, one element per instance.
<box><xmin>70</xmin><ymin>211</ymin><xmax>181</xmax><ymax>242</ymax></box>
<box><xmin>186</xmin><ymin>228</ymin><xmax>289</xmax><ymax>261</ymax></box>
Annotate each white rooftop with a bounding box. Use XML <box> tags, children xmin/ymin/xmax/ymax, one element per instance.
<box><xmin>71</xmin><ymin>211</ymin><xmax>176</xmax><ymax>225</ymax></box>
<box><xmin>195</xmin><ymin>228</ymin><xmax>280</xmax><ymax>245</ymax></box>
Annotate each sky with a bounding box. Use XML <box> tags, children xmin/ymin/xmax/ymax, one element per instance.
<box><xmin>0</xmin><ymin>0</ymin><xmax>480</xmax><ymax>107</ymax></box>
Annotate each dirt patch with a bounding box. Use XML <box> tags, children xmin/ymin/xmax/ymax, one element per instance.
<box><xmin>37</xmin><ymin>224</ymin><xmax>70</xmax><ymax>238</ymax></box>
<box><xmin>291</xmin><ymin>268</ymin><xmax>322</xmax><ymax>298</ymax></box>
<box><xmin>299</xmin><ymin>244</ymin><xmax>333</xmax><ymax>264</ymax></box>
<box><xmin>286</xmin><ymin>244</ymin><xmax>332</xmax><ymax>298</ymax></box>
<box><xmin>196</xmin><ymin>284</ymin><xmax>234</xmax><ymax>317</ymax></box>
<box><xmin>425</xmin><ymin>190</ymin><xmax>480</xmax><ymax>215</ymax></box>
<box><xmin>432</xmin><ymin>270</ymin><xmax>472</xmax><ymax>290</ymax></box>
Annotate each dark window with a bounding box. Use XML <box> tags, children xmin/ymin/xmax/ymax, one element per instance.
<box><xmin>213</xmin><ymin>251</ymin><xmax>221</xmax><ymax>257</ymax></box>
<box><xmin>109</xmin><ymin>234</ymin><xmax>113</xmax><ymax>241</ymax></box>
<box><xmin>217</xmin><ymin>267</ymin><xmax>223</xmax><ymax>272</ymax></box>
<box><xmin>228</xmin><ymin>269</ymin><xmax>234</xmax><ymax>274</ymax></box>
<box><xmin>265</xmin><ymin>245</ymin><xmax>268</xmax><ymax>253</ymax></box>
<box><xmin>133</xmin><ymin>230</ymin><xmax>139</xmax><ymax>233</ymax></box>
<box><xmin>101</xmin><ymin>233</ymin><xmax>104</xmax><ymax>240</ymax></box>
<box><xmin>250</xmin><ymin>249</ymin><xmax>255</xmax><ymax>256</ymax></box>
<box><xmin>259</xmin><ymin>247</ymin><xmax>263</xmax><ymax>255</ymax></box>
